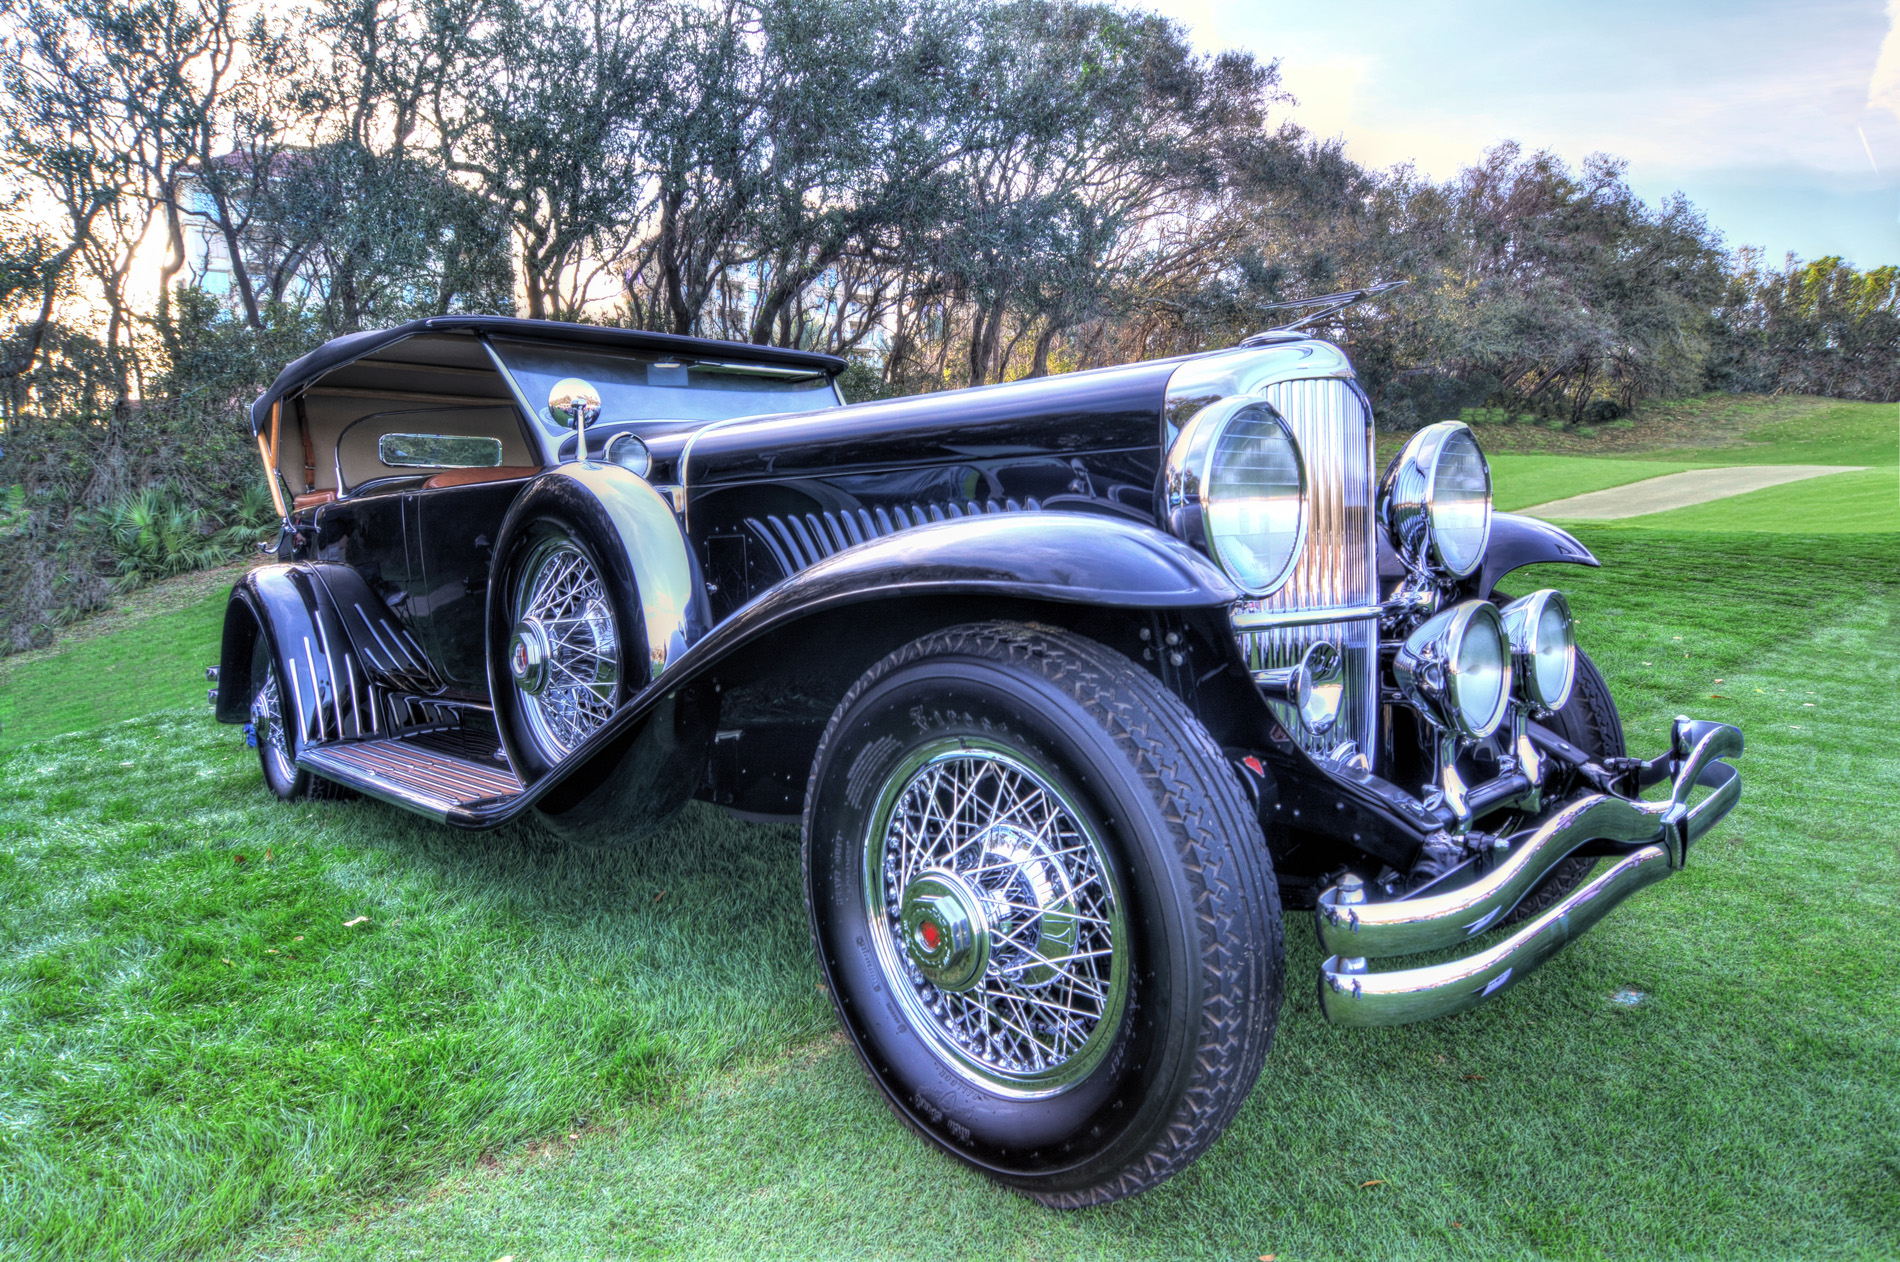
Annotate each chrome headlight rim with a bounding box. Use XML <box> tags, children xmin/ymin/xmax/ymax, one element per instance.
<box><xmin>602</xmin><ymin>431</ymin><xmax>651</xmax><ymax>478</ymax></box>
<box><xmin>1394</xmin><ymin>598</ymin><xmax>1513</xmax><ymax>740</ymax></box>
<box><xmin>1379</xmin><ymin>420</ymin><xmax>1493</xmax><ymax>579</ymax></box>
<box><xmin>1163</xmin><ymin>394</ymin><xmax>1309</xmax><ymax>598</ymax></box>
<box><xmin>1500</xmin><ymin>588</ymin><xmax>1577</xmax><ymax>714</ymax></box>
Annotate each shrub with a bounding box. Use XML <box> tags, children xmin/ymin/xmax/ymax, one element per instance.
<box><xmin>85</xmin><ymin>484</ymin><xmax>239</xmax><ymax>591</ymax></box>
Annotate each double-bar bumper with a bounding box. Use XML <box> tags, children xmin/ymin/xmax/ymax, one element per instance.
<box><xmin>1317</xmin><ymin>717</ymin><xmax>1743</xmax><ymax>1026</ymax></box>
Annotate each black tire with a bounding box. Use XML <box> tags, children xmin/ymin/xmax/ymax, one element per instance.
<box><xmin>489</xmin><ymin>515</ymin><xmax>641</xmax><ymax>784</ymax></box>
<box><xmin>804</xmin><ymin>622</ymin><xmax>1283</xmax><ymax>1207</ymax></box>
<box><xmin>247</xmin><ymin>635</ymin><xmax>349</xmax><ymax>801</ymax></box>
<box><xmin>1498</xmin><ymin>646</ymin><xmax>1624</xmax><ymax>926</ymax></box>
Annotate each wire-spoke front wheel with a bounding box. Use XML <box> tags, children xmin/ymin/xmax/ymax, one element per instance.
<box><xmin>805</xmin><ymin>622</ymin><xmax>1283</xmax><ymax>1206</ymax></box>
<box><xmin>866</xmin><ymin>741</ymin><xmax>1129</xmax><ymax>1096</ymax></box>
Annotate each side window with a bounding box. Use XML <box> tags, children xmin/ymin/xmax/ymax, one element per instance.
<box><xmin>332</xmin><ymin>406</ymin><xmax>533</xmax><ymax>494</ymax></box>
<box><xmin>378</xmin><ymin>433</ymin><xmax>504</xmax><ymax>469</ymax></box>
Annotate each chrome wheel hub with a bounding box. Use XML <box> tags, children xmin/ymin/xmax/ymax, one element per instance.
<box><xmin>899</xmin><ymin>869</ymin><xmax>989</xmax><ymax>992</ymax></box>
<box><xmin>511</xmin><ymin>538</ymin><xmax>621</xmax><ymax>761</ymax></box>
<box><xmin>508</xmin><ymin>618</ymin><xmax>552</xmax><ymax>694</ymax></box>
<box><xmin>865</xmin><ymin>742</ymin><xmax>1127</xmax><ymax>1097</ymax></box>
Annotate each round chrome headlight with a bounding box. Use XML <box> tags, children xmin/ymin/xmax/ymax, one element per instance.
<box><xmin>1500</xmin><ymin>588</ymin><xmax>1576</xmax><ymax>713</ymax></box>
<box><xmin>1164</xmin><ymin>396</ymin><xmax>1307</xmax><ymax>596</ymax></box>
<box><xmin>1379</xmin><ymin>421</ymin><xmax>1492</xmax><ymax>578</ymax></box>
<box><xmin>1393</xmin><ymin>599</ymin><xmax>1512</xmax><ymax>739</ymax></box>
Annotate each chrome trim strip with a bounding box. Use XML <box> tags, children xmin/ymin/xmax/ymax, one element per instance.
<box><xmin>346</xmin><ymin>651</ymin><xmax>362</xmax><ymax>737</ymax></box>
<box><xmin>1318</xmin><ymin>843</ymin><xmax>1675</xmax><ymax>1027</ymax></box>
<box><xmin>1316</xmin><ymin>720</ymin><xmax>1742</xmax><ymax>958</ymax></box>
<box><xmin>1233</xmin><ymin>604</ymin><xmax>1380</xmax><ymax>630</ymax></box>
<box><xmin>302</xmin><ymin>637</ymin><xmax>325</xmax><ymax>743</ymax></box>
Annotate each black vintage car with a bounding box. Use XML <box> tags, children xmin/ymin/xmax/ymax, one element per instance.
<box><xmin>211</xmin><ymin>315</ymin><xmax>1742</xmax><ymax>1205</ymax></box>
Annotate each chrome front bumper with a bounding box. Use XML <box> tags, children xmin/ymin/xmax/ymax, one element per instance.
<box><xmin>1316</xmin><ymin>718</ymin><xmax>1743</xmax><ymax>1026</ymax></box>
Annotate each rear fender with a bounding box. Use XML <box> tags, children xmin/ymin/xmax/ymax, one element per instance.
<box><xmin>216</xmin><ymin>564</ymin><xmax>437</xmax><ymax>743</ymax></box>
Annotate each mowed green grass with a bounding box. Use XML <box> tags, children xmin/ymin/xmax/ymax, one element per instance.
<box><xmin>1659</xmin><ymin>397</ymin><xmax>1898</xmax><ymax>468</ymax></box>
<box><xmin>1614</xmin><ymin>467</ymin><xmax>1900</xmax><ymax>533</ymax></box>
<box><xmin>0</xmin><ymin>588</ymin><xmax>229</xmax><ymax>749</ymax></box>
<box><xmin>2</xmin><ymin>532</ymin><xmax>1897</xmax><ymax>1260</ymax></box>
<box><xmin>1487</xmin><ymin>398</ymin><xmax>1899</xmax><ymax>531</ymax></box>
<box><xmin>1487</xmin><ymin>455</ymin><xmax>1699</xmax><ymax>511</ymax></box>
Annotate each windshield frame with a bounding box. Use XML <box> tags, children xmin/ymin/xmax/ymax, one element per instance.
<box><xmin>480</xmin><ymin>334</ymin><xmax>843</xmax><ymax>465</ymax></box>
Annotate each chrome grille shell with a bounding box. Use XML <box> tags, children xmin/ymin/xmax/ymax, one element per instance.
<box><xmin>1166</xmin><ymin>345</ymin><xmax>1380</xmax><ymax>760</ymax></box>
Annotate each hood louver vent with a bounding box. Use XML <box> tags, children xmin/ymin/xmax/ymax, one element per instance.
<box><xmin>747</xmin><ymin>498</ymin><xmax>1043</xmax><ymax>575</ymax></box>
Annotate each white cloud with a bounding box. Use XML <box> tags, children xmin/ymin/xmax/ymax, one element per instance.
<box><xmin>1869</xmin><ymin>0</ymin><xmax>1900</xmax><ymax>125</ymax></box>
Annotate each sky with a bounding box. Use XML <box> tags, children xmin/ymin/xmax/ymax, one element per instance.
<box><xmin>1147</xmin><ymin>0</ymin><xmax>1900</xmax><ymax>269</ymax></box>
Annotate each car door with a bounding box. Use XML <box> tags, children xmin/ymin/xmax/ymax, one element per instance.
<box><xmin>410</xmin><ymin>476</ymin><xmax>540</xmax><ymax>694</ymax></box>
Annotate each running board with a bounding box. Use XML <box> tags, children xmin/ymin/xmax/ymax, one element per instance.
<box><xmin>299</xmin><ymin>736</ymin><xmax>523</xmax><ymax>820</ymax></box>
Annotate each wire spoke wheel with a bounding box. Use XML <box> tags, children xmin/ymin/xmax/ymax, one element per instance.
<box><xmin>508</xmin><ymin>536</ymin><xmax>622</xmax><ymax>762</ymax></box>
<box><xmin>250</xmin><ymin>659</ymin><xmax>294</xmax><ymax>783</ymax></box>
<box><xmin>863</xmin><ymin>739</ymin><xmax>1128</xmax><ymax>1097</ymax></box>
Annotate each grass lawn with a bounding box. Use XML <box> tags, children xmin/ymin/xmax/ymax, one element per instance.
<box><xmin>3</xmin><ymin>530</ymin><xmax>1897</xmax><ymax>1260</ymax></box>
<box><xmin>0</xmin><ymin>587</ymin><xmax>230</xmax><ymax>749</ymax></box>
<box><xmin>1608</xmin><ymin>467</ymin><xmax>1900</xmax><ymax>533</ymax></box>
<box><xmin>1456</xmin><ymin>394</ymin><xmax>1899</xmax><ymax>466</ymax></box>
<box><xmin>1476</xmin><ymin>395</ymin><xmax>1899</xmax><ymax>530</ymax></box>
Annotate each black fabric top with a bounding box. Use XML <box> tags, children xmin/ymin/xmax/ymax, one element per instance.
<box><xmin>248</xmin><ymin>316</ymin><xmax>850</xmax><ymax>434</ymax></box>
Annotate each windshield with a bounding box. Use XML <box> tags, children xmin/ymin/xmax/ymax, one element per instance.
<box><xmin>488</xmin><ymin>338</ymin><xmax>839</xmax><ymax>439</ymax></box>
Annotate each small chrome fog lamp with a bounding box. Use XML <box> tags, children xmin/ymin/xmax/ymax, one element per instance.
<box><xmin>1378</xmin><ymin>421</ymin><xmax>1493</xmax><ymax>578</ymax></box>
<box><xmin>1393</xmin><ymin>599</ymin><xmax>1512</xmax><ymax>740</ymax></box>
<box><xmin>1500</xmin><ymin>589</ymin><xmax>1576</xmax><ymax>713</ymax></box>
<box><xmin>1256</xmin><ymin>641</ymin><xmax>1344</xmax><ymax>736</ymax></box>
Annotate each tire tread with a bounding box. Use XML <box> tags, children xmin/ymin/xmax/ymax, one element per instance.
<box><xmin>803</xmin><ymin>621</ymin><xmax>1282</xmax><ymax>1207</ymax></box>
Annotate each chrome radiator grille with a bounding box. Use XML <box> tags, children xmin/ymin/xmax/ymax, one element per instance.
<box><xmin>1233</xmin><ymin>378</ymin><xmax>1379</xmax><ymax>759</ymax></box>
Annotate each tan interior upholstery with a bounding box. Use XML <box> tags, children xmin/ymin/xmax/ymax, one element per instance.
<box><xmin>293</xmin><ymin>489</ymin><xmax>337</xmax><ymax>511</ymax></box>
<box><xmin>421</xmin><ymin>465</ymin><xmax>542</xmax><ymax>490</ymax></box>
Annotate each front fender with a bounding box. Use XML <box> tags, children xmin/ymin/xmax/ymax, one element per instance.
<box><xmin>461</xmin><ymin>511</ymin><xmax>1239</xmax><ymax>826</ymax></box>
<box><xmin>738</xmin><ymin>510</ymin><xmax>1242</xmax><ymax>614</ymax></box>
<box><xmin>1474</xmin><ymin>511</ymin><xmax>1599</xmax><ymax>598</ymax></box>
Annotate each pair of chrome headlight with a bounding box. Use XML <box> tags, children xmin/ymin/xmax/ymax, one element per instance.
<box><xmin>1396</xmin><ymin>590</ymin><xmax>1578</xmax><ymax>738</ymax></box>
<box><xmin>1166</xmin><ymin>408</ymin><xmax>1500</xmax><ymax>598</ymax></box>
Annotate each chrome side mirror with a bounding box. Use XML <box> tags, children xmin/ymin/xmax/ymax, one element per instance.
<box><xmin>548</xmin><ymin>377</ymin><xmax>602</xmax><ymax>456</ymax></box>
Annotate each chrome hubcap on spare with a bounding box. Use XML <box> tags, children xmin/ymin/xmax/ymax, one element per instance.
<box><xmin>864</xmin><ymin>741</ymin><xmax>1127</xmax><ymax>1097</ymax></box>
<box><xmin>511</xmin><ymin>538</ymin><xmax>621</xmax><ymax>760</ymax></box>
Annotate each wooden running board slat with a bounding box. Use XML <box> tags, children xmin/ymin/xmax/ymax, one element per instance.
<box><xmin>299</xmin><ymin>737</ymin><xmax>522</xmax><ymax>818</ymax></box>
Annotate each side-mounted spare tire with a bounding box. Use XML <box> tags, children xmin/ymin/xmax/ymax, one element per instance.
<box><xmin>486</xmin><ymin>469</ymin><xmax>714</xmax><ymax>845</ymax></box>
<box><xmin>804</xmin><ymin>622</ymin><xmax>1284</xmax><ymax>1206</ymax></box>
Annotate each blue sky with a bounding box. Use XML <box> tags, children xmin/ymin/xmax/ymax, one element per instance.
<box><xmin>1148</xmin><ymin>0</ymin><xmax>1900</xmax><ymax>268</ymax></box>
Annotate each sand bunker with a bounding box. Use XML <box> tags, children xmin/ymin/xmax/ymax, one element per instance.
<box><xmin>1519</xmin><ymin>465</ymin><xmax>1866</xmax><ymax>520</ymax></box>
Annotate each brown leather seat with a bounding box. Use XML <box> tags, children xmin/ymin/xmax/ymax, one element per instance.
<box><xmin>292</xmin><ymin>489</ymin><xmax>337</xmax><ymax>511</ymax></box>
<box><xmin>421</xmin><ymin>465</ymin><xmax>542</xmax><ymax>490</ymax></box>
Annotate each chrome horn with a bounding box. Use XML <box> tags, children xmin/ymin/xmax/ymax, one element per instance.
<box><xmin>1256</xmin><ymin>640</ymin><xmax>1345</xmax><ymax>737</ymax></box>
